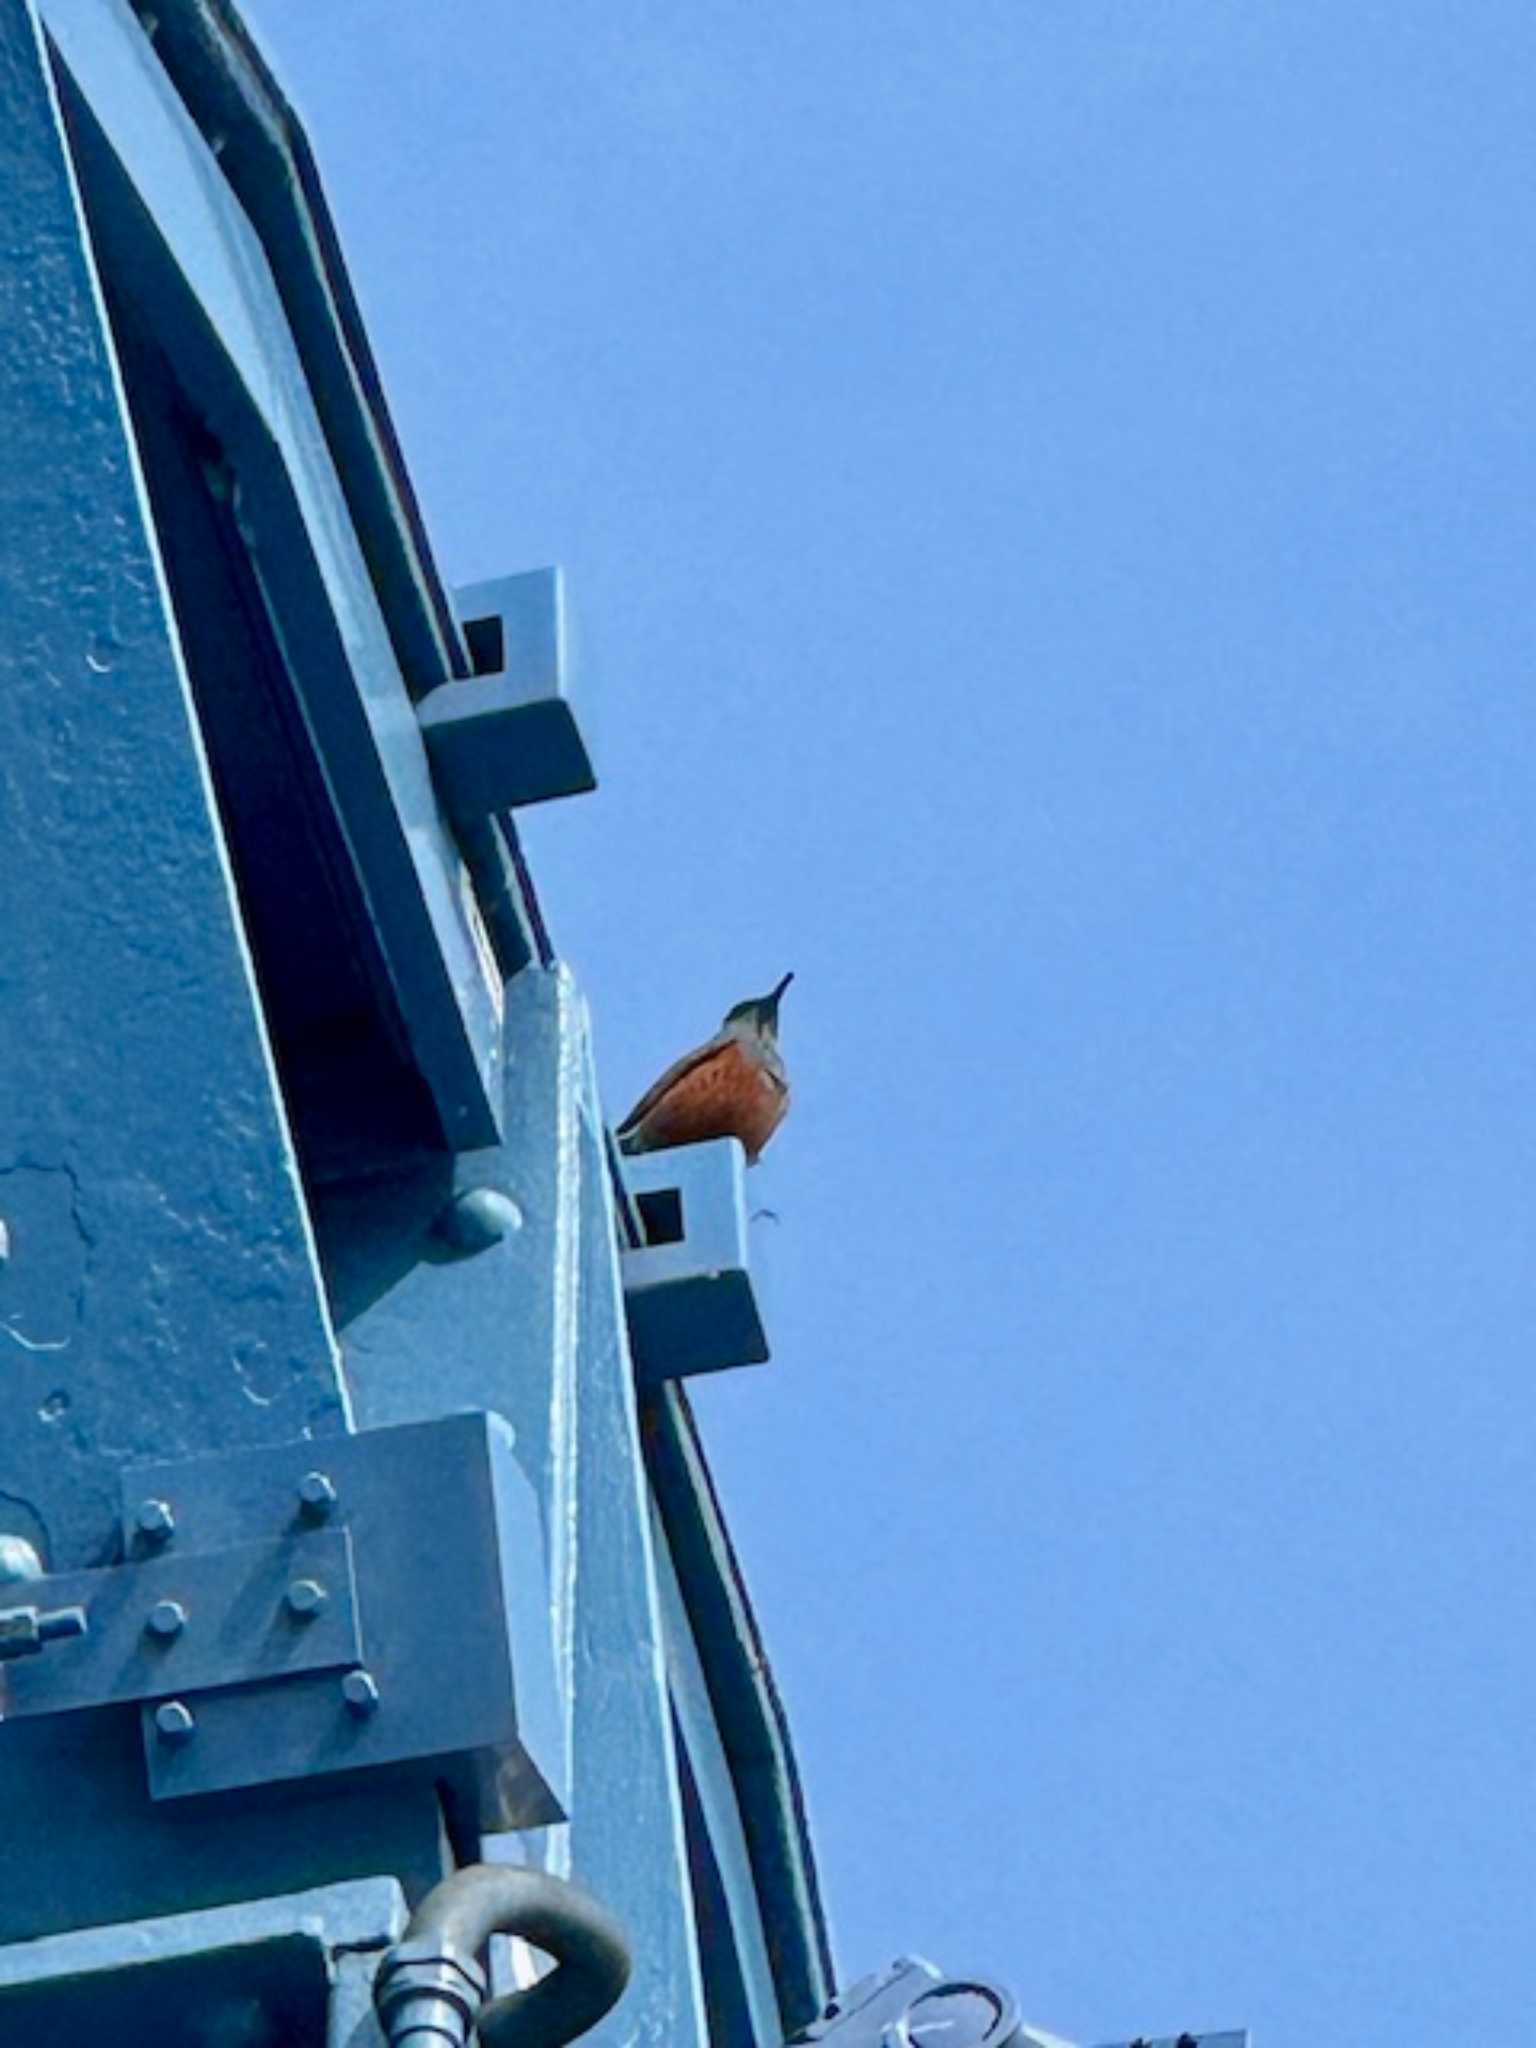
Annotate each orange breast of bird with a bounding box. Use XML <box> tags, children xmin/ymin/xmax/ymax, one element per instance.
<box><xmin>624</xmin><ymin>1039</ymin><xmax>788</xmax><ymax>1163</ymax></box>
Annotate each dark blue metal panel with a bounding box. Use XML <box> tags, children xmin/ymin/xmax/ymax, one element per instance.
<box><xmin>0</xmin><ymin>6</ymin><xmax>461</xmax><ymax>1946</ymax></box>
<box><xmin>0</xmin><ymin>9</ymin><xmax>845</xmax><ymax>2042</ymax></box>
<box><xmin>0</xmin><ymin>0</ymin><xmax>343</xmax><ymax>1579</ymax></box>
<box><xmin>45</xmin><ymin>0</ymin><xmax>507</xmax><ymax>1153</ymax></box>
<box><xmin>111</xmin><ymin>1413</ymin><xmax>561</xmax><ymax>1826</ymax></box>
<box><xmin>1</xmin><ymin>1526</ymin><xmax>360</xmax><ymax>1716</ymax></box>
<box><xmin>0</xmin><ymin>1876</ymin><xmax>403</xmax><ymax>2048</ymax></box>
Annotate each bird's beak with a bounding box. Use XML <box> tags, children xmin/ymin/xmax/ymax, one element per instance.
<box><xmin>758</xmin><ymin>972</ymin><xmax>793</xmax><ymax>1032</ymax></box>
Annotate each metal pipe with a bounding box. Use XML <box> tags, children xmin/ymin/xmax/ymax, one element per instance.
<box><xmin>373</xmin><ymin>1863</ymin><xmax>632</xmax><ymax>2048</ymax></box>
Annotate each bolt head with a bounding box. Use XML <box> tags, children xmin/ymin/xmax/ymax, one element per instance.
<box><xmin>146</xmin><ymin>1599</ymin><xmax>186</xmax><ymax>1640</ymax></box>
<box><xmin>436</xmin><ymin>1186</ymin><xmax>523</xmax><ymax>1253</ymax></box>
<box><xmin>135</xmin><ymin>1499</ymin><xmax>175</xmax><ymax>1544</ymax></box>
<box><xmin>285</xmin><ymin>1577</ymin><xmax>327</xmax><ymax>1619</ymax></box>
<box><xmin>341</xmin><ymin>1668</ymin><xmax>381</xmax><ymax>1717</ymax></box>
<box><xmin>297</xmin><ymin>1471</ymin><xmax>338</xmax><ymax>1520</ymax></box>
<box><xmin>0</xmin><ymin>1536</ymin><xmax>43</xmax><ymax>1587</ymax></box>
<box><xmin>154</xmin><ymin>1699</ymin><xmax>195</xmax><ymax>1744</ymax></box>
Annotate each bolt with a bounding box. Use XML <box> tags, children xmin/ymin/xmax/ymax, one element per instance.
<box><xmin>135</xmin><ymin>1499</ymin><xmax>175</xmax><ymax>1545</ymax></box>
<box><xmin>297</xmin><ymin>1471</ymin><xmax>337</xmax><ymax>1521</ymax></box>
<box><xmin>341</xmin><ymin>1669</ymin><xmax>381</xmax><ymax>1717</ymax></box>
<box><xmin>285</xmin><ymin>1577</ymin><xmax>327</xmax><ymax>1620</ymax></box>
<box><xmin>435</xmin><ymin>1187</ymin><xmax>523</xmax><ymax>1254</ymax></box>
<box><xmin>0</xmin><ymin>1536</ymin><xmax>43</xmax><ymax>1587</ymax></box>
<box><xmin>155</xmin><ymin>1699</ymin><xmax>195</xmax><ymax>1744</ymax></box>
<box><xmin>146</xmin><ymin>1599</ymin><xmax>187</xmax><ymax>1640</ymax></box>
<box><xmin>36</xmin><ymin>1605</ymin><xmax>87</xmax><ymax>1645</ymax></box>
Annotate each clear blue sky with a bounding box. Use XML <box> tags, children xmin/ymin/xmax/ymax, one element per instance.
<box><xmin>249</xmin><ymin>5</ymin><xmax>1536</xmax><ymax>2042</ymax></box>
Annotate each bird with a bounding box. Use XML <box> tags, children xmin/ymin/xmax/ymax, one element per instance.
<box><xmin>616</xmin><ymin>974</ymin><xmax>793</xmax><ymax>1165</ymax></box>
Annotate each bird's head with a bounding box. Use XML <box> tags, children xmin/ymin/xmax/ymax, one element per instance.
<box><xmin>722</xmin><ymin>972</ymin><xmax>793</xmax><ymax>1040</ymax></box>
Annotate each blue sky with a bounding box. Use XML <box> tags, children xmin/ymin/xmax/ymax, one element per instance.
<box><xmin>249</xmin><ymin>5</ymin><xmax>1536</xmax><ymax>2041</ymax></box>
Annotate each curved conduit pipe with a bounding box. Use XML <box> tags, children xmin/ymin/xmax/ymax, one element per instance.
<box><xmin>373</xmin><ymin>1864</ymin><xmax>632</xmax><ymax>2048</ymax></box>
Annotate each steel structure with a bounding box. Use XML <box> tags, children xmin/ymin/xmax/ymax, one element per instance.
<box><xmin>0</xmin><ymin>7</ymin><xmax>1247</xmax><ymax>2045</ymax></box>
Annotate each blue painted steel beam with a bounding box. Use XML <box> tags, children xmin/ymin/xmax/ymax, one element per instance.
<box><xmin>45</xmin><ymin>0</ymin><xmax>507</xmax><ymax>1152</ymax></box>
<box><xmin>0</xmin><ymin>2</ymin><xmax>460</xmax><ymax>1944</ymax></box>
<box><xmin>332</xmin><ymin>969</ymin><xmax>711</xmax><ymax>2048</ymax></box>
<box><xmin>641</xmin><ymin>1384</ymin><xmax>836</xmax><ymax>2033</ymax></box>
<box><xmin>654</xmin><ymin>1521</ymin><xmax>784</xmax><ymax>2044</ymax></box>
<box><xmin>0</xmin><ymin>0</ymin><xmax>343</xmax><ymax>1598</ymax></box>
<box><xmin>84</xmin><ymin>0</ymin><xmax>469</xmax><ymax>700</ymax></box>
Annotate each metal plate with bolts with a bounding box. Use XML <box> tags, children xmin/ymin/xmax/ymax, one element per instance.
<box><xmin>0</xmin><ymin>1530</ymin><xmax>359</xmax><ymax>1719</ymax></box>
<box><xmin>118</xmin><ymin>1411</ymin><xmax>565</xmax><ymax>1827</ymax></box>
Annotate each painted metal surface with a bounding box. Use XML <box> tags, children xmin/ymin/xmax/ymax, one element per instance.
<box><xmin>0</xmin><ymin>3</ymin><xmax>832</xmax><ymax>2040</ymax></box>
<box><xmin>335</xmin><ymin>967</ymin><xmax>711</xmax><ymax>2048</ymax></box>
<box><xmin>0</xmin><ymin>1525</ymin><xmax>359</xmax><ymax>1717</ymax></box>
<box><xmin>0</xmin><ymin>0</ymin><xmax>343</xmax><ymax>1581</ymax></box>
<box><xmin>789</xmin><ymin>1959</ymin><xmax>1023</xmax><ymax>2048</ymax></box>
<box><xmin>44</xmin><ymin>0</ymin><xmax>506</xmax><ymax>1151</ymax></box>
<box><xmin>114</xmin><ymin>1412</ymin><xmax>561</xmax><ymax>1823</ymax></box>
<box><xmin>0</xmin><ymin>1876</ymin><xmax>403</xmax><ymax>2048</ymax></box>
<box><xmin>125</xmin><ymin>0</ymin><xmax>469</xmax><ymax>701</ymax></box>
<box><xmin>622</xmin><ymin>1138</ymin><xmax>770</xmax><ymax>1383</ymax></box>
<box><xmin>421</xmin><ymin>569</ymin><xmax>596</xmax><ymax>818</ymax></box>
<box><xmin>0</xmin><ymin>3</ymin><xmax>450</xmax><ymax>1945</ymax></box>
<box><xmin>642</xmin><ymin>1384</ymin><xmax>836</xmax><ymax>2033</ymax></box>
<box><xmin>653</xmin><ymin>1517</ymin><xmax>784</xmax><ymax>2044</ymax></box>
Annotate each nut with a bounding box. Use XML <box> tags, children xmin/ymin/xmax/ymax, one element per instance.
<box><xmin>146</xmin><ymin>1600</ymin><xmax>186</xmax><ymax>1640</ymax></box>
<box><xmin>135</xmin><ymin>1499</ymin><xmax>175</xmax><ymax>1545</ymax></box>
<box><xmin>154</xmin><ymin>1699</ymin><xmax>195</xmax><ymax>1744</ymax></box>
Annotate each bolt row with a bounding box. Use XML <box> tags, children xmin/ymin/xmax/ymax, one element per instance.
<box><xmin>155</xmin><ymin>1667</ymin><xmax>380</xmax><ymax>1745</ymax></box>
<box><xmin>134</xmin><ymin>1469</ymin><xmax>339</xmax><ymax>1550</ymax></box>
<box><xmin>142</xmin><ymin>1570</ymin><xmax>328</xmax><ymax>1643</ymax></box>
<box><xmin>136</xmin><ymin>1469</ymin><xmax>360</xmax><ymax>1747</ymax></box>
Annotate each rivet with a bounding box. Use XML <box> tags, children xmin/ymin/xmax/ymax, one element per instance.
<box><xmin>146</xmin><ymin>1599</ymin><xmax>186</xmax><ymax>1640</ymax></box>
<box><xmin>285</xmin><ymin>1578</ymin><xmax>327</xmax><ymax>1620</ymax></box>
<box><xmin>155</xmin><ymin>1699</ymin><xmax>195</xmax><ymax>1744</ymax></box>
<box><xmin>135</xmin><ymin>1499</ymin><xmax>175</xmax><ymax>1545</ymax></box>
<box><xmin>341</xmin><ymin>1669</ymin><xmax>380</xmax><ymax>1717</ymax></box>
<box><xmin>297</xmin><ymin>1471</ymin><xmax>337</xmax><ymax>1521</ymax></box>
